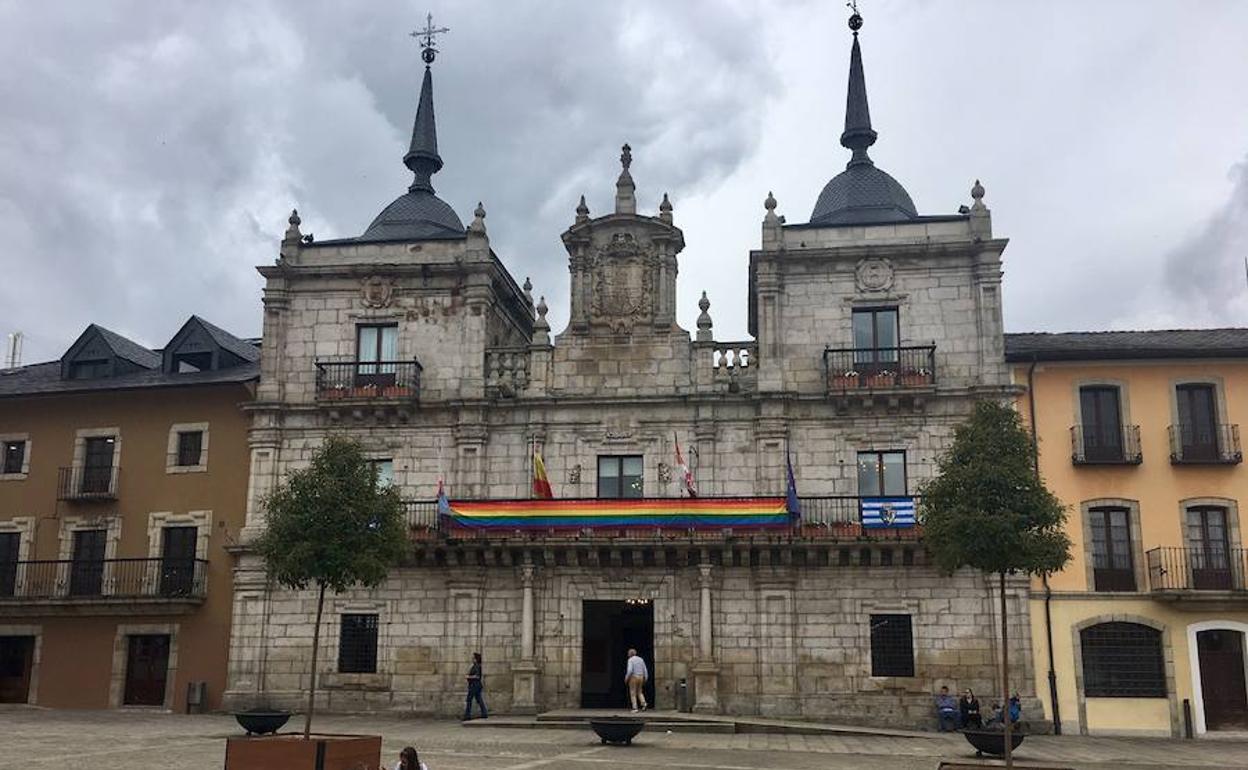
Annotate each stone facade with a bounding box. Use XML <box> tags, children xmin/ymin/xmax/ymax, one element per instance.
<box><xmin>224</xmin><ymin>24</ymin><xmax>1040</xmax><ymax>727</ymax></box>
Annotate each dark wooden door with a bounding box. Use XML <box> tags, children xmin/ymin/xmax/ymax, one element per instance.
<box><xmin>1188</xmin><ymin>507</ymin><xmax>1233</xmax><ymax>590</ymax></box>
<box><xmin>123</xmin><ymin>634</ymin><xmax>170</xmax><ymax>706</ymax></box>
<box><xmin>159</xmin><ymin>526</ymin><xmax>198</xmax><ymax>597</ymax></box>
<box><xmin>1177</xmin><ymin>384</ymin><xmax>1219</xmax><ymax>461</ymax></box>
<box><xmin>0</xmin><ymin>636</ymin><xmax>35</xmax><ymax>703</ymax></box>
<box><xmin>69</xmin><ymin>529</ymin><xmax>106</xmax><ymax>596</ymax></box>
<box><xmin>1080</xmin><ymin>386</ymin><xmax>1124</xmax><ymax>461</ymax></box>
<box><xmin>1198</xmin><ymin>630</ymin><xmax>1248</xmax><ymax>730</ymax></box>
<box><xmin>0</xmin><ymin>532</ymin><xmax>18</xmax><ymax>597</ymax></box>
<box><xmin>82</xmin><ymin>436</ymin><xmax>115</xmax><ymax>493</ymax></box>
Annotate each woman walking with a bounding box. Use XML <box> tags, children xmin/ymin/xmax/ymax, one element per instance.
<box><xmin>463</xmin><ymin>652</ymin><xmax>488</xmax><ymax>721</ymax></box>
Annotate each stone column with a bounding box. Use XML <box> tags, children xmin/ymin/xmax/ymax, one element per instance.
<box><xmin>691</xmin><ymin>562</ymin><xmax>720</xmax><ymax>713</ymax></box>
<box><xmin>511</xmin><ymin>562</ymin><xmax>540</xmax><ymax>714</ymax></box>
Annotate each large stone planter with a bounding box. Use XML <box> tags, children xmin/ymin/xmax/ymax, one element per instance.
<box><xmin>589</xmin><ymin>717</ymin><xmax>645</xmax><ymax>745</ymax></box>
<box><xmin>224</xmin><ymin>734</ymin><xmax>381</xmax><ymax>770</ymax></box>
<box><xmin>233</xmin><ymin>709</ymin><xmax>291</xmax><ymax>735</ymax></box>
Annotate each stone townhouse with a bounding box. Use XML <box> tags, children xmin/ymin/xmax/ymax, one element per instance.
<box><xmin>224</xmin><ymin>13</ymin><xmax>1041</xmax><ymax>726</ymax></box>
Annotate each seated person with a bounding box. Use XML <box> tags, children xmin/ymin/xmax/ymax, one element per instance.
<box><xmin>934</xmin><ymin>686</ymin><xmax>959</xmax><ymax>732</ymax></box>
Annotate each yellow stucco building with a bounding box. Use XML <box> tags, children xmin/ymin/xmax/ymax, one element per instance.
<box><xmin>1010</xmin><ymin>330</ymin><xmax>1248</xmax><ymax>737</ymax></box>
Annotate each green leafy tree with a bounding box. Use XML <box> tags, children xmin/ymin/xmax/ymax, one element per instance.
<box><xmin>919</xmin><ymin>400</ymin><xmax>1070</xmax><ymax>768</ymax></box>
<box><xmin>255</xmin><ymin>436</ymin><xmax>407</xmax><ymax>739</ymax></box>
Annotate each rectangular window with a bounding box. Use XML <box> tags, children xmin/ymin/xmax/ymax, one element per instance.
<box><xmin>852</xmin><ymin>308</ymin><xmax>899</xmax><ymax>367</ymax></box>
<box><xmin>356</xmin><ymin>324</ymin><xmax>399</xmax><ymax>383</ymax></box>
<box><xmin>371</xmin><ymin>459</ymin><xmax>395</xmax><ymax>489</ymax></box>
<box><xmin>1089</xmin><ymin>507</ymin><xmax>1135</xmax><ymax>591</ymax></box>
<box><xmin>172</xmin><ymin>351</ymin><xmax>214</xmax><ymax>373</ymax></box>
<box><xmin>338</xmin><ymin>613</ymin><xmax>379</xmax><ymax>674</ymax></box>
<box><xmin>69</xmin><ymin>529</ymin><xmax>106</xmax><ymax>597</ymax></box>
<box><xmin>159</xmin><ymin>526</ymin><xmax>198</xmax><ymax>597</ymax></box>
<box><xmin>597</xmin><ymin>455</ymin><xmax>643</xmax><ymax>499</ymax></box>
<box><xmin>856</xmin><ymin>451</ymin><xmax>906</xmax><ymax>497</ymax></box>
<box><xmin>175</xmin><ymin>432</ymin><xmax>203</xmax><ymax>467</ymax></box>
<box><xmin>1176</xmin><ymin>384</ymin><xmax>1219</xmax><ymax>461</ymax></box>
<box><xmin>0</xmin><ymin>531</ymin><xmax>19</xmax><ymax>598</ymax></box>
<box><xmin>2</xmin><ymin>441</ymin><xmax>25</xmax><ymax>475</ymax></box>
<box><xmin>869</xmin><ymin>614</ymin><xmax>914</xmax><ymax>677</ymax></box>
<box><xmin>68</xmin><ymin>359</ymin><xmax>110</xmax><ymax>380</ymax></box>
<box><xmin>1079</xmin><ymin>386</ymin><xmax>1124</xmax><ymax>462</ymax></box>
<box><xmin>81</xmin><ymin>436</ymin><xmax>115</xmax><ymax>494</ymax></box>
<box><xmin>1187</xmin><ymin>506</ymin><xmax>1232</xmax><ymax>590</ymax></box>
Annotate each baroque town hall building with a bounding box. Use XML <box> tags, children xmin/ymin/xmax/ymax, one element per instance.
<box><xmin>225</xmin><ymin>15</ymin><xmax>1038</xmax><ymax>725</ymax></box>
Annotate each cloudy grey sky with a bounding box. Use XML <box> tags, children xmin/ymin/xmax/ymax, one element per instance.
<box><xmin>2</xmin><ymin>0</ymin><xmax>1247</xmax><ymax>363</ymax></box>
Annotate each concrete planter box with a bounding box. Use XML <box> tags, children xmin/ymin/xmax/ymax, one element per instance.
<box><xmin>224</xmin><ymin>733</ymin><xmax>381</xmax><ymax>770</ymax></box>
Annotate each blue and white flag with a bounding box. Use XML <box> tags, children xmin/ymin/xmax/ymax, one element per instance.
<box><xmin>861</xmin><ymin>497</ymin><xmax>916</xmax><ymax>528</ymax></box>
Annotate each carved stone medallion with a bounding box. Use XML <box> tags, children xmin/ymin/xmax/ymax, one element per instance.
<box><xmin>361</xmin><ymin>276</ymin><xmax>395</xmax><ymax>308</ymax></box>
<box><xmin>590</xmin><ymin>233</ymin><xmax>652</xmax><ymax>333</ymax></box>
<box><xmin>855</xmin><ymin>258</ymin><xmax>893</xmax><ymax>292</ymax></box>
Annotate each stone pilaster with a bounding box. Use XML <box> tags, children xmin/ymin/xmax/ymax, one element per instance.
<box><xmin>511</xmin><ymin>563</ymin><xmax>539</xmax><ymax>714</ymax></box>
<box><xmin>691</xmin><ymin>562</ymin><xmax>720</xmax><ymax>713</ymax></box>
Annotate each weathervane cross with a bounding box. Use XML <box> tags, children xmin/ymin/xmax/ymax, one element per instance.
<box><xmin>410</xmin><ymin>12</ymin><xmax>450</xmax><ymax>65</ymax></box>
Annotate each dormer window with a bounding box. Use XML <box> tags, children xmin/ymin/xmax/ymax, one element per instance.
<box><xmin>69</xmin><ymin>359</ymin><xmax>111</xmax><ymax>380</ymax></box>
<box><xmin>172</xmin><ymin>352</ymin><xmax>213</xmax><ymax>373</ymax></box>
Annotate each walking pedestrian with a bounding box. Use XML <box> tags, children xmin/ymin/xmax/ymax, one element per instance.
<box><xmin>624</xmin><ymin>647</ymin><xmax>649</xmax><ymax>713</ymax></box>
<box><xmin>462</xmin><ymin>651</ymin><xmax>488</xmax><ymax>721</ymax></box>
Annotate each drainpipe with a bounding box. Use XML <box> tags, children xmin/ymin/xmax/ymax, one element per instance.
<box><xmin>1028</xmin><ymin>357</ymin><xmax>1062</xmax><ymax>735</ymax></box>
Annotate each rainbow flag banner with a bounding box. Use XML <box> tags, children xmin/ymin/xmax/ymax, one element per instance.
<box><xmin>446</xmin><ymin>497</ymin><xmax>792</xmax><ymax>530</ymax></box>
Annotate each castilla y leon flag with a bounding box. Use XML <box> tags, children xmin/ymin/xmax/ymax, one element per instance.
<box><xmin>532</xmin><ymin>447</ymin><xmax>553</xmax><ymax>499</ymax></box>
<box><xmin>674</xmin><ymin>433</ymin><xmax>697</xmax><ymax>497</ymax></box>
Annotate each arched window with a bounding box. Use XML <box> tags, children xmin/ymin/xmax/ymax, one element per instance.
<box><xmin>1080</xmin><ymin>622</ymin><xmax>1166</xmax><ymax>697</ymax></box>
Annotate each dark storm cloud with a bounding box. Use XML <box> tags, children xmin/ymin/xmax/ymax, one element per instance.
<box><xmin>0</xmin><ymin>0</ymin><xmax>781</xmax><ymax>362</ymax></box>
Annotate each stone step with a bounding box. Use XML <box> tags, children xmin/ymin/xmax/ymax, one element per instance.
<box><xmin>462</xmin><ymin>717</ymin><xmax>735</xmax><ymax>734</ymax></box>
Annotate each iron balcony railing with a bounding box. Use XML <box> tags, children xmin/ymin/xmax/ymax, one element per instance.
<box><xmin>403</xmin><ymin>495</ymin><xmax>922</xmax><ymax>541</ymax></box>
<box><xmin>824</xmin><ymin>346</ymin><xmax>936</xmax><ymax>391</ymax></box>
<box><xmin>56</xmin><ymin>466</ymin><xmax>120</xmax><ymax>500</ymax></box>
<box><xmin>1070</xmin><ymin>425</ymin><xmax>1143</xmax><ymax>465</ymax></box>
<box><xmin>315</xmin><ymin>360</ymin><xmax>423</xmax><ymax>401</ymax></box>
<box><xmin>1146</xmin><ymin>547</ymin><xmax>1248</xmax><ymax>593</ymax></box>
<box><xmin>0</xmin><ymin>557</ymin><xmax>209</xmax><ymax>601</ymax></box>
<box><xmin>1168</xmin><ymin>424</ymin><xmax>1242</xmax><ymax>465</ymax></box>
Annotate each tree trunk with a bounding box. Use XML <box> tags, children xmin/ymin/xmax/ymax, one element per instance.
<box><xmin>1000</xmin><ymin>571</ymin><xmax>1013</xmax><ymax>768</ymax></box>
<box><xmin>304</xmin><ymin>581</ymin><xmax>326</xmax><ymax>740</ymax></box>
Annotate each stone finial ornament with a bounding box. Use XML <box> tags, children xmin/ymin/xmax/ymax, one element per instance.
<box><xmin>522</xmin><ymin>277</ymin><xmax>534</xmax><ymax>310</ymax></box>
<box><xmin>696</xmin><ymin>290</ymin><xmax>713</xmax><ymax>342</ymax></box>
<box><xmin>615</xmin><ymin>143</ymin><xmax>636</xmax><ymax>215</ymax></box>
<box><xmin>469</xmin><ymin>201</ymin><xmax>487</xmax><ymax>234</ymax></box>
<box><xmin>970</xmin><ymin>179</ymin><xmax>986</xmax><ymax>211</ymax></box>
<box><xmin>659</xmin><ymin>192</ymin><xmax>673</xmax><ymax>224</ymax></box>
<box><xmin>576</xmin><ymin>194</ymin><xmax>590</xmax><ymax>224</ymax></box>
<box><xmin>284</xmin><ymin>208</ymin><xmax>302</xmax><ymax>242</ymax></box>
<box><xmin>533</xmin><ymin>295</ymin><xmax>551</xmax><ymax>345</ymax></box>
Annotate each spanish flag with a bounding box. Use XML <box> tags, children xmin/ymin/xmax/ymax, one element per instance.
<box><xmin>532</xmin><ymin>448</ymin><xmax>553</xmax><ymax>499</ymax></box>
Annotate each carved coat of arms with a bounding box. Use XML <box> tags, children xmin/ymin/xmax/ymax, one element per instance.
<box><xmin>591</xmin><ymin>233</ymin><xmax>653</xmax><ymax>333</ymax></box>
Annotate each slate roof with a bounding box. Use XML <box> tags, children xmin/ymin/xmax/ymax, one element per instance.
<box><xmin>810</xmin><ymin>163</ymin><xmax>919</xmax><ymax>225</ymax></box>
<box><xmin>0</xmin><ymin>359</ymin><xmax>258</xmax><ymax>398</ymax></box>
<box><xmin>359</xmin><ymin>190</ymin><xmax>465</xmax><ymax>242</ymax></box>
<box><xmin>188</xmin><ymin>315</ymin><xmax>261</xmax><ymax>363</ymax></box>
<box><xmin>1004</xmin><ymin>329</ymin><xmax>1248</xmax><ymax>362</ymax></box>
<box><xmin>91</xmin><ymin>324</ymin><xmax>161</xmax><ymax>369</ymax></box>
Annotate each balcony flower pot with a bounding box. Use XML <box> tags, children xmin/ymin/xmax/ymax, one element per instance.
<box><xmin>867</xmin><ymin>371</ymin><xmax>896</xmax><ymax>388</ymax></box>
<box><xmin>349</xmin><ymin>385</ymin><xmax>378</xmax><ymax>399</ymax></box>
<box><xmin>831</xmin><ymin>372</ymin><xmax>860</xmax><ymax>390</ymax></box>
<box><xmin>899</xmin><ymin>369</ymin><xmax>927</xmax><ymax>387</ymax></box>
<box><xmin>224</xmin><ymin>733</ymin><xmax>381</xmax><ymax>770</ymax></box>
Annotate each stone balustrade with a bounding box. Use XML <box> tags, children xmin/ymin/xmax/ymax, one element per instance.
<box><xmin>485</xmin><ymin>346</ymin><xmax>531</xmax><ymax>397</ymax></box>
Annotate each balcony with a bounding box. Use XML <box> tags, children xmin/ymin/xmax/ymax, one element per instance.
<box><xmin>1168</xmin><ymin>424</ymin><xmax>1242</xmax><ymax>465</ymax></box>
<box><xmin>0</xmin><ymin>558</ymin><xmax>208</xmax><ymax>616</ymax></box>
<box><xmin>824</xmin><ymin>346</ymin><xmax>936</xmax><ymax>391</ymax></box>
<box><xmin>315</xmin><ymin>360</ymin><xmax>423</xmax><ymax>402</ymax></box>
<box><xmin>1147</xmin><ymin>547</ymin><xmax>1248</xmax><ymax>606</ymax></box>
<box><xmin>1070</xmin><ymin>425</ymin><xmax>1142</xmax><ymax>465</ymax></box>
<box><xmin>56</xmin><ymin>466</ymin><xmax>119</xmax><ymax>501</ymax></box>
